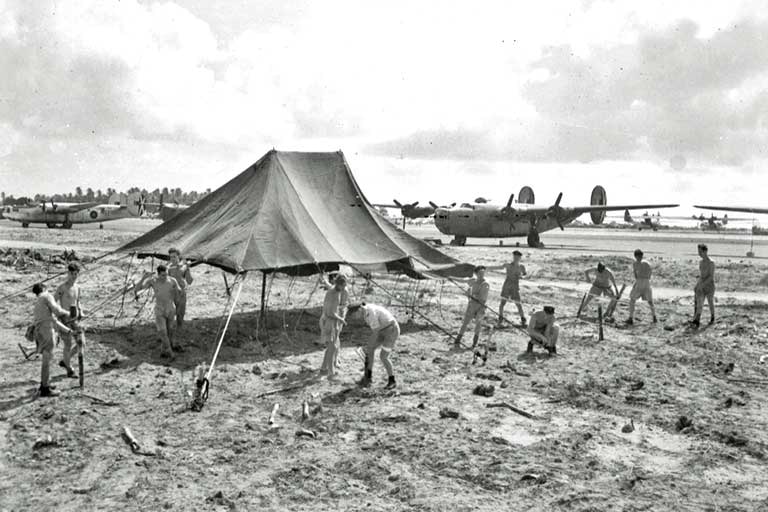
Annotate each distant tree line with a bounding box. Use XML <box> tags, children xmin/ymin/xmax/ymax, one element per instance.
<box><xmin>0</xmin><ymin>187</ymin><xmax>213</xmax><ymax>206</ymax></box>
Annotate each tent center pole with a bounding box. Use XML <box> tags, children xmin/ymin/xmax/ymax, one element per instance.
<box><xmin>260</xmin><ymin>271</ymin><xmax>267</xmax><ymax>319</ymax></box>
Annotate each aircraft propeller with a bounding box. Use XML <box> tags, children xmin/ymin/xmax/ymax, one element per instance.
<box><xmin>545</xmin><ymin>192</ymin><xmax>566</xmax><ymax>230</ymax></box>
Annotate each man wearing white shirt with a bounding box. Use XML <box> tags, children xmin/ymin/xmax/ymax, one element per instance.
<box><xmin>352</xmin><ymin>303</ymin><xmax>400</xmax><ymax>389</ymax></box>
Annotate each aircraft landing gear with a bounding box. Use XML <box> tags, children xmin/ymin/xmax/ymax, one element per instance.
<box><xmin>99</xmin><ymin>223</ymin><xmax>104</xmax><ymax>229</ymax></box>
<box><xmin>450</xmin><ymin>236</ymin><xmax>467</xmax><ymax>246</ymax></box>
<box><xmin>526</xmin><ymin>230</ymin><xmax>541</xmax><ymax>248</ymax></box>
<box><xmin>21</xmin><ymin>222</ymin><xmax>29</xmax><ymax>228</ymax></box>
<box><xmin>46</xmin><ymin>223</ymin><xmax>56</xmax><ymax>228</ymax></box>
<box><xmin>62</xmin><ymin>220</ymin><xmax>73</xmax><ymax>229</ymax></box>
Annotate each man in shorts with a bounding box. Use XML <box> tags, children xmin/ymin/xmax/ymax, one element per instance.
<box><xmin>579</xmin><ymin>262</ymin><xmax>619</xmax><ymax>320</ymax></box>
<box><xmin>491</xmin><ymin>250</ymin><xmax>527</xmax><ymax>327</ymax></box>
<box><xmin>691</xmin><ymin>243</ymin><xmax>716</xmax><ymax>326</ymax></box>
<box><xmin>625</xmin><ymin>249</ymin><xmax>657</xmax><ymax>325</ymax></box>
<box><xmin>352</xmin><ymin>303</ymin><xmax>400</xmax><ymax>389</ymax></box>
<box><xmin>319</xmin><ymin>273</ymin><xmax>348</xmax><ymax>379</ymax></box>
<box><xmin>527</xmin><ymin>306</ymin><xmax>559</xmax><ymax>355</ymax></box>
<box><xmin>167</xmin><ymin>248</ymin><xmax>193</xmax><ymax>330</ymax></box>
<box><xmin>455</xmin><ymin>265</ymin><xmax>490</xmax><ymax>348</ymax></box>
<box><xmin>135</xmin><ymin>265</ymin><xmax>183</xmax><ymax>358</ymax></box>
<box><xmin>32</xmin><ymin>283</ymin><xmax>72</xmax><ymax>397</ymax></box>
<box><xmin>55</xmin><ymin>263</ymin><xmax>82</xmax><ymax>378</ymax></box>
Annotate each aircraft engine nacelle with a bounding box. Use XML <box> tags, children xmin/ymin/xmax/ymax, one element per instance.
<box><xmin>518</xmin><ymin>186</ymin><xmax>535</xmax><ymax>204</ymax></box>
<box><xmin>590</xmin><ymin>185</ymin><xmax>607</xmax><ymax>224</ymax></box>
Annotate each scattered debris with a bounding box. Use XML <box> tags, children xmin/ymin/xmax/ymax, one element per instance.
<box><xmin>301</xmin><ymin>400</ymin><xmax>310</xmax><ymax>422</ymax></box>
<box><xmin>621</xmin><ymin>419</ymin><xmax>635</xmax><ymax>433</ymax></box>
<box><xmin>32</xmin><ymin>435</ymin><xmax>59</xmax><ymax>450</ymax></box>
<box><xmin>520</xmin><ymin>473</ymin><xmax>547</xmax><ymax>485</ymax></box>
<box><xmin>476</xmin><ymin>372</ymin><xmax>502</xmax><ymax>381</ymax></box>
<box><xmin>268</xmin><ymin>403</ymin><xmax>280</xmax><ymax>426</ymax></box>
<box><xmin>295</xmin><ymin>428</ymin><xmax>317</xmax><ymax>439</ymax></box>
<box><xmin>439</xmin><ymin>408</ymin><xmax>460</xmax><ymax>419</ymax></box>
<box><xmin>675</xmin><ymin>416</ymin><xmax>693</xmax><ymax>432</ymax></box>
<box><xmin>716</xmin><ymin>431</ymin><xmax>748</xmax><ymax>447</ymax></box>
<box><xmin>251</xmin><ymin>365</ymin><xmax>262</xmax><ymax>376</ymax></box>
<box><xmin>486</xmin><ymin>402</ymin><xmax>537</xmax><ymax>420</ymax></box>
<box><xmin>206</xmin><ymin>490</ymin><xmax>236</xmax><ymax>511</ymax></box>
<box><xmin>490</xmin><ymin>436</ymin><xmax>511</xmax><ymax>446</ymax></box>
<box><xmin>473</xmin><ymin>384</ymin><xmax>495</xmax><ymax>397</ymax></box>
<box><xmin>628</xmin><ymin>380</ymin><xmax>645</xmax><ymax>391</ymax></box>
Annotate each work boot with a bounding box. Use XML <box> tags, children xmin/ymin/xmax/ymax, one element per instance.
<box><xmin>624</xmin><ymin>318</ymin><xmax>634</xmax><ymax>325</ymax></box>
<box><xmin>526</xmin><ymin>341</ymin><xmax>534</xmax><ymax>354</ymax></box>
<box><xmin>709</xmin><ymin>315</ymin><xmax>716</xmax><ymax>325</ymax></box>
<box><xmin>385</xmin><ymin>375</ymin><xmax>397</xmax><ymax>390</ymax></box>
<box><xmin>358</xmin><ymin>369</ymin><xmax>372</xmax><ymax>388</ymax></box>
<box><xmin>171</xmin><ymin>344</ymin><xmax>185</xmax><ymax>353</ymax></box>
<box><xmin>547</xmin><ymin>346</ymin><xmax>557</xmax><ymax>356</ymax></box>
<box><xmin>65</xmin><ymin>368</ymin><xmax>76</xmax><ymax>379</ymax></box>
<box><xmin>652</xmin><ymin>316</ymin><xmax>658</xmax><ymax>324</ymax></box>
<box><xmin>160</xmin><ymin>351</ymin><xmax>174</xmax><ymax>360</ymax></box>
<box><xmin>472</xmin><ymin>334</ymin><xmax>480</xmax><ymax>348</ymax></box>
<box><xmin>39</xmin><ymin>386</ymin><xmax>59</xmax><ymax>398</ymax></box>
<box><xmin>689</xmin><ymin>317</ymin><xmax>700</xmax><ymax>328</ymax></box>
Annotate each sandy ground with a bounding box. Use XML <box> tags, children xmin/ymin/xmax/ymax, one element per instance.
<box><xmin>1</xmin><ymin>220</ymin><xmax>767</xmax><ymax>511</ymax></box>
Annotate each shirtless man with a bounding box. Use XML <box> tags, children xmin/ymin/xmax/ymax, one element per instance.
<box><xmin>319</xmin><ymin>274</ymin><xmax>348</xmax><ymax>379</ymax></box>
<box><xmin>579</xmin><ymin>262</ymin><xmax>619</xmax><ymax>319</ymax></box>
<box><xmin>352</xmin><ymin>303</ymin><xmax>400</xmax><ymax>389</ymax></box>
<box><xmin>55</xmin><ymin>263</ymin><xmax>82</xmax><ymax>377</ymax></box>
<box><xmin>490</xmin><ymin>250</ymin><xmax>527</xmax><ymax>327</ymax></box>
<box><xmin>691</xmin><ymin>244</ymin><xmax>715</xmax><ymax>326</ymax></box>
<box><xmin>167</xmin><ymin>248</ymin><xmax>193</xmax><ymax>329</ymax></box>
<box><xmin>527</xmin><ymin>306</ymin><xmax>559</xmax><ymax>355</ymax></box>
<box><xmin>625</xmin><ymin>249</ymin><xmax>657</xmax><ymax>325</ymax></box>
<box><xmin>455</xmin><ymin>265</ymin><xmax>490</xmax><ymax>348</ymax></box>
<box><xmin>32</xmin><ymin>283</ymin><xmax>72</xmax><ymax>397</ymax></box>
<box><xmin>135</xmin><ymin>265</ymin><xmax>183</xmax><ymax>358</ymax></box>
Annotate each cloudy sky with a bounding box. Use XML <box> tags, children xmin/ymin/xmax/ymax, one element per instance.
<box><xmin>1</xmin><ymin>0</ymin><xmax>767</xmax><ymax>214</ymax></box>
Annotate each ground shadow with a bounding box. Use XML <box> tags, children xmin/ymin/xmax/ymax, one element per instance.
<box><xmin>90</xmin><ymin>306</ymin><xmax>442</xmax><ymax>375</ymax></box>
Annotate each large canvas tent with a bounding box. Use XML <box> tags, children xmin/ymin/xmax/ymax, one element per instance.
<box><xmin>119</xmin><ymin>150</ymin><xmax>472</xmax><ymax>278</ymax></box>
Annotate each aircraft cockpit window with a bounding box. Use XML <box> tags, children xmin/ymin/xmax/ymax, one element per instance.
<box><xmin>460</xmin><ymin>203</ymin><xmax>472</xmax><ymax>208</ymax></box>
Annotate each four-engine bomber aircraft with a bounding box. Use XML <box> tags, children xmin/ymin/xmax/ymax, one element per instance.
<box><xmin>1</xmin><ymin>193</ymin><xmax>145</xmax><ymax>228</ymax></box>
<box><xmin>624</xmin><ymin>210</ymin><xmax>664</xmax><ymax>231</ymax></box>
<box><xmin>433</xmin><ymin>186</ymin><xmax>678</xmax><ymax>247</ymax></box>
<box><xmin>373</xmin><ymin>199</ymin><xmax>456</xmax><ymax>229</ymax></box>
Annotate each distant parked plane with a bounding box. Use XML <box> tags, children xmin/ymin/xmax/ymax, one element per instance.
<box><xmin>1</xmin><ymin>193</ymin><xmax>145</xmax><ymax>228</ymax></box>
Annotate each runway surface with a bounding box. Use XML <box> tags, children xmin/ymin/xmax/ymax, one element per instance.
<box><xmin>406</xmin><ymin>224</ymin><xmax>768</xmax><ymax>260</ymax></box>
<box><xmin>1</xmin><ymin>218</ymin><xmax>767</xmax><ymax>261</ymax></box>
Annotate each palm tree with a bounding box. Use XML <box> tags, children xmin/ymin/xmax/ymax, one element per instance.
<box><xmin>75</xmin><ymin>187</ymin><xmax>83</xmax><ymax>201</ymax></box>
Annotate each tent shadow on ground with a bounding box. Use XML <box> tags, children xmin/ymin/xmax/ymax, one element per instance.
<box><xmin>92</xmin><ymin>307</ymin><xmax>441</xmax><ymax>374</ymax></box>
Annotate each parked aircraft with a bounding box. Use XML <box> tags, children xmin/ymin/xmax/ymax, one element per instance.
<box><xmin>624</xmin><ymin>210</ymin><xmax>663</xmax><ymax>231</ymax></box>
<box><xmin>145</xmin><ymin>194</ymin><xmax>190</xmax><ymax>222</ymax></box>
<box><xmin>1</xmin><ymin>193</ymin><xmax>145</xmax><ymax>228</ymax></box>
<box><xmin>373</xmin><ymin>199</ymin><xmax>455</xmax><ymax>229</ymax></box>
<box><xmin>433</xmin><ymin>185</ymin><xmax>678</xmax><ymax>247</ymax></box>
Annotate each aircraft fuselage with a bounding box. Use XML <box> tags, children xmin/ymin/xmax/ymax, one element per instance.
<box><xmin>2</xmin><ymin>204</ymin><xmax>133</xmax><ymax>227</ymax></box>
<box><xmin>434</xmin><ymin>204</ymin><xmax>580</xmax><ymax>238</ymax></box>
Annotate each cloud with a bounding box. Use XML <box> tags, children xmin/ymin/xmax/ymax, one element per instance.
<box><xmin>369</xmin><ymin>18</ymin><xmax>768</xmax><ymax>166</ymax></box>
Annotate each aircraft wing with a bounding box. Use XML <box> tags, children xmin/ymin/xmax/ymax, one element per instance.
<box><xmin>50</xmin><ymin>202</ymin><xmax>102</xmax><ymax>214</ymax></box>
<box><xmin>372</xmin><ymin>204</ymin><xmax>399</xmax><ymax>209</ymax></box>
<box><xmin>568</xmin><ymin>203</ymin><xmax>679</xmax><ymax>214</ymax></box>
<box><xmin>694</xmin><ymin>205</ymin><xmax>768</xmax><ymax>215</ymax></box>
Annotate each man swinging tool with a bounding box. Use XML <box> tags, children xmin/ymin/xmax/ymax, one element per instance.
<box><xmin>527</xmin><ymin>306</ymin><xmax>559</xmax><ymax>355</ymax></box>
<box><xmin>579</xmin><ymin>262</ymin><xmax>619</xmax><ymax>321</ymax></box>
<box><xmin>455</xmin><ymin>265</ymin><xmax>490</xmax><ymax>349</ymax></box>
<box><xmin>350</xmin><ymin>303</ymin><xmax>400</xmax><ymax>389</ymax></box>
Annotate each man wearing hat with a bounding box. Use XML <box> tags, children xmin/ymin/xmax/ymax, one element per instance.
<box><xmin>319</xmin><ymin>273</ymin><xmax>348</xmax><ymax>379</ymax></box>
<box><xmin>691</xmin><ymin>243</ymin><xmax>716</xmax><ymax>326</ymax></box>
<box><xmin>527</xmin><ymin>306</ymin><xmax>559</xmax><ymax>355</ymax></box>
<box><xmin>490</xmin><ymin>250</ymin><xmax>528</xmax><ymax>327</ymax></box>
